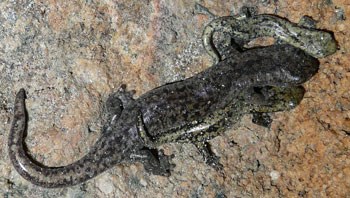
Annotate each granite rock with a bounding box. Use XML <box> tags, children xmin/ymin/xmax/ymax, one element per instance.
<box><xmin>0</xmin><ymin>0</ymin><xmax>349</xmax><ymax>197</ymax></box>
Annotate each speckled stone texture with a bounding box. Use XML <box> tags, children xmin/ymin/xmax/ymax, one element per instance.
<box><xmin>0</xmin><ymin>0</ymin><xmax>348</xmax><ymax>197</ymax></box>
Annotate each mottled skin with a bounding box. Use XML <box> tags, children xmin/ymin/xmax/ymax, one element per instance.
<box><xmin>9</xmin><ymin>44</ymin><xmax>319</xmax><ymax>188</ymax></box>
<box><xmin>202</xmin><ymin>8</ymin><xmax>337</xmax><ymax>63</ymax></box>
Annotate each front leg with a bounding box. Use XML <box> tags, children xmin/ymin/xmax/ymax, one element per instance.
<box><xmin>194</xmin><ymin>142</ymin><xmax>223</xmax><ymax>171</ymax></box>
<box><xmin>244</xmin><ymin>86</ymin><xmax>306</xmax><ymax>113</ymax></box>
<box><xmin>244</xmin><ymin>86</ymin><xmax>305</xmax><ymax>128</ymax></box>
<box><xmin>252</xmin><ymin>112</ymin><xmax>273</xmax><ymax>128</ymax></box>
<box><xmin>187</xmin><ymin>118</ymin><xmax>237</xmax><ymax>171</ymax></box>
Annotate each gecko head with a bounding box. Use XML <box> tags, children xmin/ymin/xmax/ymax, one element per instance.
<box><xmin>275</xmin><ymin>45</ymin><xmax>320</xmax><ymax>86</ymax></box>
<box><xmin>307</xmin><ymin>31</ymin><xmax>338</xmax><ymax>58</ymax></box>
<box><xmin>251</xmin><ymin>44</ymin><xmax>320</xmax><ymax>87</ymax></box>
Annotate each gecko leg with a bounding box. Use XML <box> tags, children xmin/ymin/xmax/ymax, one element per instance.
<box><xmin>194</xmin><ymin>141</ymin><xmax>223</xmax><ymax>171</ymax></box>
<box><xmin>130</xmin><ymin>149</ymin><xmax>175</xmax><ymax>176</ymax></box>
<box><xmin>244</xmin><ymin>86</ymin><xmax>305</xmax><ymax>128</ymax></box>
<box><xmin>102</xmin><ymin>85</ymin><xmax>136</xmax><ymax>132</ymax></box>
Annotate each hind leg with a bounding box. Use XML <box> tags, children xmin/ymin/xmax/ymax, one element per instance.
<box><xmin>130</xmin><ymin>149</ymin><xmax>175</xmax><ymax>176</ymax></box>
<box><xmin>102</xmin><ymin>85</ymin><xmax>136</xmax><ymax>132</ymax></box>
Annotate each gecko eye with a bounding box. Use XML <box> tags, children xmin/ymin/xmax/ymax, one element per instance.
<box><xmin>288</xmin><ymin>100</ymin><xmax>297</xmax><ymax>108</ymax></box>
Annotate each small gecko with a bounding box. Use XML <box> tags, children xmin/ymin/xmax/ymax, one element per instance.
<box><xmin>8</xmin><ymin>43</ymin><xmax>319</xmax><ymax>188</ymax></box>
<box><xmin>201</xmin><ymin>6</ymin><xmax>337</xmax><ymax>63</ymax></box>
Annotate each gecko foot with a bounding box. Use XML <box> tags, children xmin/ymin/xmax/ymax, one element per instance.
<box><xmin>137</xmin><ymin>149</ymin><xmax>175</xmax><ymax>176</ymax></box>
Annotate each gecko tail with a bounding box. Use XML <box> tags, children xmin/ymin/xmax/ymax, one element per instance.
<box><xmin>8</xmin><ymin>89</ymin><xmax>122</xmax><ymax>188</ymax></box>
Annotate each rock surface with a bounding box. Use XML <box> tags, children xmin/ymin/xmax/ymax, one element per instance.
<box><xmin>0</xmin><ymin>0</ymin><xmax>349</xmax><ymax>197</ymax></box>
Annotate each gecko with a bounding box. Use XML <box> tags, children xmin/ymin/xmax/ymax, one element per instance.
<box><xmin>200</xmin><ymin>6</ymin><xmax>337</xmax><ymax>63</ymax></box>
<box><xmin>8</xmin><ymin>43</ymin><xmax>320</xmax><ymax>188</ymax></box>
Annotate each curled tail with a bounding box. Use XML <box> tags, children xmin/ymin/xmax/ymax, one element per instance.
<box><xmin>202</xmin><ymin>16</ymin><xmax>237</xmax><ymax>64</ymax></box>
<box><xmin>8</xmin><ymin>89</ymin><xmax>125</xmax><ymax>188</ymax></box>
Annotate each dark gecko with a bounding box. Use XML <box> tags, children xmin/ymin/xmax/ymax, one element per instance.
<box><xmin>9</xmin><ymin>44</ymin><xmax>319</xmax><ymax>188</ymax></box>
<box><xmin>197</xmin><ymin>4</ymin><xmax>337</xmax><ymax>127</ymax></box>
